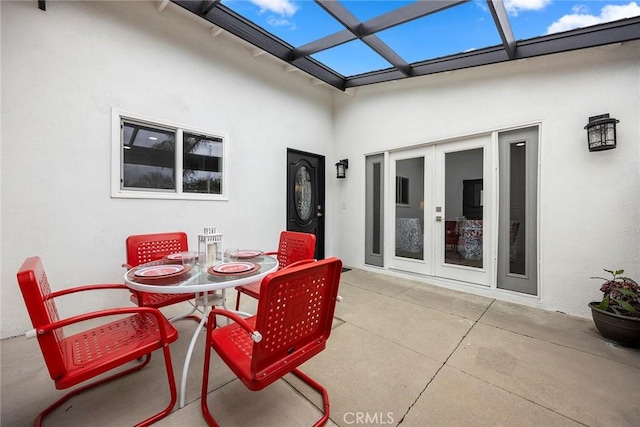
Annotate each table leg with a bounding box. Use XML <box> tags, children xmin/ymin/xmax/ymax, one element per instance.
<box><xmin>179</xmin><ymin>292</ymin><xmax>210</xmax><ymax>409</ymax></box>
<box><xmin>169</xmin><ymin>302</ymin><xmax>200</xmax><ymax>323</ymax></box>
<box><xmin>177</xmin><ymin>291</ymin><xmax>253</xmax><ymax>408</ymax></box>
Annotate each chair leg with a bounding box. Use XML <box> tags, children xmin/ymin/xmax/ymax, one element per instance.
<box><xmin>134</xmin><ymin>344</ymin><xmax>178</xmax><ymax>427</ymax></box>
<box><xmin>201</xmin><ymin>337</ymin><xmax>219</xmax><ymax>427</ymax></box>
<box><xmin>200</xmin><ymin>367</ymin><xmax>329</xmax><ymax>427</ymax></box>
<box><xmin>34</xmin><ymin>355</ymin><xmax>152</xmax><ymax>427</ymax></box>
<box><xmin>291</xmin><ymin>368</ymin><xmax>330</xmax><ymax>427</ymax></box>
<box><xmin>34</xmin><ymin>350</ymin><xmax>176</xmax><ymax>427</ymax></box>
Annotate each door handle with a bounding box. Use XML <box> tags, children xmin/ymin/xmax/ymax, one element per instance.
<box><xmin>317</xmin><ymin>212</ymin><xmax>323</xmax><ymax>217</ymax></box>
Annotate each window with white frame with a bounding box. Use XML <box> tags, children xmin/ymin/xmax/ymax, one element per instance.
<box><xmin>111</xmin><ymin>110</ymin><xmax>228</xmax><ymax>200</ymax></box>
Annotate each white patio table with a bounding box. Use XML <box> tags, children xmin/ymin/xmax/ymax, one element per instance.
<box><xmin>124</xmin><ymin>252</ymin><xmax>278</xmax><ymax>408</ymax></box>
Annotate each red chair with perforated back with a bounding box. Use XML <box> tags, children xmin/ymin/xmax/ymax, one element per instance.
<box><xmin>17</xmin><ymin>256</ymin><xmax>179</xmax><ymax>427</ymax></box>
<box><xmin>124</xmin><ymin>232</ymin><xmax>198</xmax><ymax>312</ymax></box>
<box><xmin>201</xmin><ymin>257</ymin><xmax>342</xmax><ymax>426</ymax></box>
<box><xmin>234</xmin><ymin>231</ymin><xmax>316</xmax><ymax>310</ymax></box>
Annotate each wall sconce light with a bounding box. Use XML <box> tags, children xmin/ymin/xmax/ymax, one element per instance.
<box><xmin>335</xmin><ymin>159</ymin><xmax>348</xmax><ymax>179</ymax></box>
<box><xmin>584</xmin><ymin>114</ymin><xmax>619</xmax><ymax>152</ymax></box>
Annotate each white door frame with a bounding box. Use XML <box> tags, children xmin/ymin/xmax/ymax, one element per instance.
<box><xmin>433</xmin><ymin>135</ymin><xmax>495</xmax><ymax>286</ymax></box>
<box><xmin>387</xmin><ymin>147</ymin><xmax>433</xmax><ymax>275</ymax></box>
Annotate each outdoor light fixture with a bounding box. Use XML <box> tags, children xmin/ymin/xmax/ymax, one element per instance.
<box><xmin>584</xmin><ymin>114</ymin><xmax>619</xmax><ymax>152</ymax></box>
<box><xmin>335</xmin><ymin>159</ymin><xmax>348</xmax><ymax>179</ymax></box>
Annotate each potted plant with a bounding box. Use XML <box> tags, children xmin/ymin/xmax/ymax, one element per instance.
<box><xmin>589</xmin><ymin>269</ymin><xmax>640</xmax><ymax>347</ymax></box>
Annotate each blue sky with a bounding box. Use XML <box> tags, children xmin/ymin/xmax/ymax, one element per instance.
<box><xmin>221</xmin><ymin>1</ymin><xmax>640</xmax><ymax>76</ymax></box>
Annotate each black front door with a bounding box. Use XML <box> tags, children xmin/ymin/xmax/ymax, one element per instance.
<box><xmin>287</xmin><ymin>149</ymin><xmax>325</xmax><ymax>259</ymax></box>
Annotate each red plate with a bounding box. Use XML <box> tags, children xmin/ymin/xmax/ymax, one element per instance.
<box><xmin>134</xmin><ymin>265</ymin><xmax>186</xmax><ymax>278</ymax></box>
<box><xmin>236</xmin><ymin>250</ymin><xmax>264</xmax><ymax>259</ymax></box>
<box><xmin>213</xmin><ymin>262</ymin><xmax>253</xmax><ymax>274</ymax></box>
<box><xmin>207</xmin><ymin>262</ymin><xmax>259</xmax><ymax>276</ymax></box>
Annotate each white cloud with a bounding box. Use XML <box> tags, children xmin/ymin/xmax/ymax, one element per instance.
<box><xmin>504</xmin><ymin>0</ymin><xmax>553</xmax><ymax>16</ymax></box>
<box><xmin>251</xmin><ymin>0</ymin><xmax>298</xmax><ymax>17</ymax></box>
<box><xmin>601</xmin><ymin>1</ymin><xmax>640</xmax><ymax>20</ymax></box>
<box><xmin>268</xmin><ymin>16</ymin><xmax>296</xmax><ymax>29</ymax></box>
<box><xmin>546</xmin><ymin>2</ymin><xmax>640</xmax><ymax>34</ymax></box>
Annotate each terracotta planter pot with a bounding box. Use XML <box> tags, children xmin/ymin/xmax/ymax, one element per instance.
<box><xmin>589</xmin><ymin>302</ymin><xmax>640</xmax><ymax>347</ymax></box>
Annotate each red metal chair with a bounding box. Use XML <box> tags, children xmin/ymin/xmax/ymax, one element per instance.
<box><xmin>124</xmin><ymin>232</ymin><xmax>198</xmax><ymax>313</ymax></box>
<box><xmin>201</xmin><ymin>257</ymin><xmax>342</xmax><ymax>427</ymax></box>
<box><xmin>445</xmin><ymin>220</ymin><xmax>460</xmax><ymax>252</ymax></box>
<box><xmin>234</xmin><ymin>231</ymin><xmax>316</xmax><ymax>310</ymax></box>
<box><xmin>17</xmin><ymin>256</ymin><xmax>179</xmax><ymax>427</ymax></box>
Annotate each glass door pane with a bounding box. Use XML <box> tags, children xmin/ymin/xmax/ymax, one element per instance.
<box><xmin>434</xmin><ymin>135</ymin><xmax>493</xmax><ymax>287</ymax></box>
<box><xmin>365</xmin><ymin>155</ymin><xmax>384</xmax><ymax>267</ymax></box>
<box><xmin>395</xmin><ymin>157</ymin><xmax>424</xmax><ymax>260</ymax></box>
<box><xmin>444</xmin><ymin>148</ymin><xmax>484</xmax><ymax>269</ymax></box>
<box><xmin>509</xmin><ymin>142</ymin><xmax>526</xmax><ymax>275</ymax></box>
<box><xmin>498</xmin><ymin>127</ymin><xmax>538</xmax><ymax>295</ymax></box>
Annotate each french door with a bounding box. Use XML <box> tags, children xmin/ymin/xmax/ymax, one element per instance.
<box><xmin>286</xmin><ymin>149</ymin><xmax>325</xmax><ymax>259</ymax></box>
<box><xmin>385</xmin><ymin>135</ymin><xmax>494</xmax><ymax>286</ymax></box>
<box><xmin>433</xmin><ymin>136</ymin><xmax>494</xmax><ymax>286</ymax></box>
<box><xmin>368</xmin><ymin>129</ymin><xmax>537</xmax><ymax>293</ymax></box>
<box><xmin>388</xmin><ymin>148</ymin><xmax>433</xmax><ymax>275</ymax></box>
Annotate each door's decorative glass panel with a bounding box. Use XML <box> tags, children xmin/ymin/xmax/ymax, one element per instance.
<box><xmin>372</xmin><ymin>162</ymin><xmax>382</xmax><ymax>255</ymax></box>
<box><xmin>395</xmin><ymin>157</ymin><xmax>424</xmax><ymax>260</ymax></box>
<box><xmin>444</xmin><ymin>148</ymin><xmax>483</xmax><ymax>268</ymax></box>
<box><xmin>183</xmin><ymin>132</ymin><xmax>223</xmax><ymax>194</ymax></box>
<box><xmin>294</xmin><ymin>166</ymin><xmax>312</xmax><ymax>221</ymax></box>
<box><xmin>366</xmin><ymin>155</ymin><xmax>384</xmax><ymax>267</ymax></box>
<box><xmin>509</xmin><ymin>142</ymin><xmax>526</xmax><ymax>275</ymax></box>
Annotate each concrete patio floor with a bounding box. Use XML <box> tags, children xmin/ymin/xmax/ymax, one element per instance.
<box><xmin>2</xmin><ymin>267</ymin><xmax>639</xmax><ymax>426</ymax></box>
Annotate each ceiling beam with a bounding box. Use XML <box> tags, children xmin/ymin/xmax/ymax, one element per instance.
<box><xmin>362</xmin><ymin>35</ymin><xmax>411</xmax><ymax>77</ymax></box>
<box><xmin>313</xmin><ymin>1</ymin><xmax>411</xmax><ymax>77</ymax></box>
<box><xmin>293</xmin><ymin>0</ymin><xmax>465</xmax><ymax>60</ymax></box>
<box><xmin>315</xmin><ymin>1</ymin><xmax>362</xmax><ymax>33</ymax></box>
<box><xmin>291</xmin><ymin>30</ymin><xmax>354</xmax><ymax>60</ymax></box>
<box><xmin>487</xmin><ymin>0</ymin><xmax>516</xmax><ymax>59</ymax></box>
<box><xmin>201</xmin><ymin>0</ymin><xmax>220</xmax><ymax>16</ymax></box>
<box><xmin>363</xmin><ymin>0</ymin><xmax>467</xmax><ymax>34</ymax></box>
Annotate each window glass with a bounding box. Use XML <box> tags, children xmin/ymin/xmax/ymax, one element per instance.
<box><xmin>122</xmin><ymin>122</ymin><xmax>176</xmax><ymax>190</ymax></box>
<box><xmin>183</xmin><ymin>133</ymin><xmax>223</xmax><ymax>194</ymax></box>
<box><xmin>114</xmin><ymin>112</ymin><xmax>227</xmax><ymax>200</ymax></box>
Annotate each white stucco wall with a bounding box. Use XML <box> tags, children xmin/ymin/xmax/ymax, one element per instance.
<box><xmin>1</xmin><ymin>1</ymin><xmax>335</xmax><ymax>338</ymax></box>
<box><xmin>331</xmin><ymin>41</ymin><xmax>640</xmax><ymax>318</ymax></box>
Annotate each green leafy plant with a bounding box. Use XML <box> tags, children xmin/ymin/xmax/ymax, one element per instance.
<box><xmin>592</xmin><ymin>269</ymin><xmax>640</xmax><ymax>318</ymax></box>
